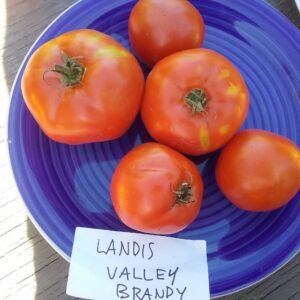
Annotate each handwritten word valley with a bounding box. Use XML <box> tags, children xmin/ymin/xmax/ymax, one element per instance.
<box><xmin>107</xmin><ymin>266</ymin><xmax>179</xmax><ymax>284</ymax></box>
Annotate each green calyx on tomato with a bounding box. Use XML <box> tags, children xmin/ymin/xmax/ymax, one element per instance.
<box><xmin>22</xmin><ymin>29</ymin><xmax>144</xmax><ymax>144</ymax></box>
<box><xmin>174</xmin><ymin>180</ymin><xmax>195</xmax><ymax>206</ymax></box>
<box><xmin>141</xmin><ymin>48</ymin><xmax>249</xmax><ymax>156</ymax></box>
<box><xmin>110</xmin><ymin>143</ymin><xmax>203</xmax><ymax>234</ymax></box>
<box><xmin>184</xmin><ymin>88</ymin><xmax>208</xmax><ymax>115</ymax></box>
<box><xmin>47</xmin><ymin>52</ymin><xmax>86</xmax><ymax>87</ymax></box>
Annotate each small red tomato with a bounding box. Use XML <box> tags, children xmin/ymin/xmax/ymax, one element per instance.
<box><xmin>128</xmin><ymin>0</ymin><xmax>205</xmax><ymax>67</ymax></box>
<box><xmin>141</xmin><ymin>48</ymin><xmax>249</xmax><ymax>156</ymax></box>
<box><xmin>216</xmin><ymin>130</ymin><xmax>300</xmax><ymax>211</ymax></box>
<box><xmin>110</xmin><ymin>143</ymin><xmax>203</xmax><ymax>234</ymax></box>
<box><xmin>22</xmin><ymin>29</ymin><xmax>144</xmax><ymax>144</ymax></box>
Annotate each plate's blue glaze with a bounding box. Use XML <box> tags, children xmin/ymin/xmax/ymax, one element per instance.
<box><xmin>8</xmin><ymin>0</ymin><xmax>300</xmax><ymax>297</ymax></box>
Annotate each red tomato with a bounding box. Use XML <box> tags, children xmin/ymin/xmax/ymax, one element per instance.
<box><xmin>110</xmin><ymin>143</ymin><xmax>203</xmax><ymax>234</ymax></box>
<box><xmin>128</xmin><ymin>0</ymin><xmax>205</xmax><ymax>67</ymax></box>
<box><xmin>216</xmin><ymin>130</ymin><xmax>300</xmax><ymax>211</ymax></box>
<box><xmin>22</xmin><ymin>29</ymin><xmax>144</xmax><ymax>144</ymax></box>
<box><xmin>141</xmin><ymin>48</ymin><xmax>249</xmax><ymax>155</ymax></box>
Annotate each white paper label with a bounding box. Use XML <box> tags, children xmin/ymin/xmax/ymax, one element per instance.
<box><xmin>67</xmin><ymin>227</ymin><xmax>210</xmax><ymax>300</ymax></box>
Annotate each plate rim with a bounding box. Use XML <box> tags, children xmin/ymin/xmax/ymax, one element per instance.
<box><xmin>6</xmin><ymin>0</ymin><xmax>300</xmax><ymax>298</ymax></box>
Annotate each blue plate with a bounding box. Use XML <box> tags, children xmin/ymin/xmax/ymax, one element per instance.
<box><xmin>8</xmin><ymin>0</ymin><xmax>300</xmax><ymax>297</ymax></box>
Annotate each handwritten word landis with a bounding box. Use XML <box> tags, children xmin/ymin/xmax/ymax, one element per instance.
<box><xmin>97</xmin><ymin>239</ymin><xmax>155</xmax><ymax>260</ymax></box>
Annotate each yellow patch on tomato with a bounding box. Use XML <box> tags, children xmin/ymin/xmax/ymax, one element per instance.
<box><xmin>236</xmin><ymin>106</ymin><xmax>243</xmax><ymax>117</ymax></box>
<box><xmin>290</xmin><ymin>148</ymin><xmax>300</xmax><ymax>160</ymax></box>
<box><xmin>220</xmin><ymin>69</ymin><xmax>230</xmax><ymax>79</ymax></box>
<box><xmin>219</xmin><ymin>125</ymin><xmax>229</xmax><ymax>134</ymax></box>
<box><xmin>88</xmin><ymin>35</ymin><xmax>100</xmax><ymax>44</ymax></box>
<box><xmin>194</xmin><ymin>31</ymin><xmax>201</xmax><ymax>42</ymax></box>
<box><xmin>117</xmin><ymin>184</ymin><xmax>127</xmax><ymax>199</ymax></box>
<box><xmin>200</xmin><ymin>128</ymin><xmax>210</xmax><ymax>150</ymax></box>
<box><xmin>241</xmin><ymin>93</ymin><xmax>247</xmax><ymax>101</ymax></box>
<box><xmin>227</xmin><ymin>82</ymin><xmax>240</xmax><ymax>96</ymax></box>
<box><xmin>97</xmin><ymin>46</ymin><xmax>128</xmax><ymax>58</ymax></box>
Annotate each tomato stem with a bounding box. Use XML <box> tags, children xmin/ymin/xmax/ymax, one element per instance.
<box><xmin>48</xmin><ymin>52</ymin><xmax>86</xmax><ymax>87</ymax></box>
<box><xmin>174</xmin><ymin>181</ymin><xmax>195</xmax><ymax>206</ymax></box>
<box><xmin>184</xmin><ymin>88</ymin><xmax>208</xmax><ymax>115</ymax></box>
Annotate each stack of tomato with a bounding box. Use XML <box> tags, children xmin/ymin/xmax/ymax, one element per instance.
<box><xmin>22</xmin><ymin>0</ymin><xmax>300</xmax><ymax>235</ymax></box>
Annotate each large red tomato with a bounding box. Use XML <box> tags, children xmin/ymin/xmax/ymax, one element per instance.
<box><xmin>110</xmin><ymin>143</ymin><xmax>203</xmax><ymax>234</ymax></box>
<box><xmin>22</xmin><ymin>29</ymin><xmax>144</xmax><ymax>144</ymax></box>
<box><xmin>141</xmin><ymin>48</ymin><xmax>249</xmax><ymax>156</ymax></box>
<box><xmin>129</xmin><ymin>0</ymin><xmax>205</xmax><ymax>67</ymax></box>
<box><xmin>216</xmin><ymin>130</ymin><xmax>300</xmax><ymax>211</ymax></box>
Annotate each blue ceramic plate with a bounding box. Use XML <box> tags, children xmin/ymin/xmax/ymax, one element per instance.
<box><xmin>8</xmin><ymin>0</ymin><xmax>300</xmax><ymax>297</ymax></box>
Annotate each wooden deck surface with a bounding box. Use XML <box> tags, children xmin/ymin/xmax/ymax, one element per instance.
<box><xmin>0</xmin><ymin>0</ymin><xmax>299</xmax><ymax>299</ymax></box>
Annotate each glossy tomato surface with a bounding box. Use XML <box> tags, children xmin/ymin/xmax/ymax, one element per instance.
<box><xmin>141</xmin><ymin>48</ymin><xmax>249</xmax><ymax>156</ymax></box>
<box><xmin>129</xmin><ymin>0</ymin><xmax>205</xmax><ymax>67</ymax></box>
<box><xmin>22</xmin><ymin>29</ymin><xmax>144</xmax><ymax>144</ymax></box>
<box><xmin>110</xmin><ymin>143</ymin><xmax>203</xmax><ymax>234</ymax></box>
<box><xmin>216</xmin><ymin>130</ymin><xmax>300</xmax><ymax>211</ymax></box>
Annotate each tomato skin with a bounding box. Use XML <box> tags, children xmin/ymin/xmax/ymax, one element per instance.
<box><xmin>128</xmin><ymin>0</ymin><xmax>205</xmax><ymax>67</ymax></box>
<box><xmin>141</xmin><ymin>48</ymin><xmax>249</xmax><ymax>156</ymax></box>
<box><xmin>216</xmin><ymin>130</ymin><xmax>300</xmax><ymax>211</ymax></box>
<box><xmin>22</xmin><ymin>29</ymin><xmax>144</xmax><ymax>144</ymax></box>
<box><xmin>110</xmin><ymin>143</ymin><xmax>203</xmax><ymax>234</ymax></box>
